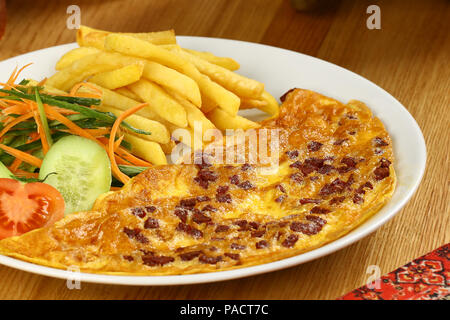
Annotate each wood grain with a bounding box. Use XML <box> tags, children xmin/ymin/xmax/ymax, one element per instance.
<box><xmin>0</xmin><ymin>0</ymin><xmax>448</xmax><ymax>300</ymax></box>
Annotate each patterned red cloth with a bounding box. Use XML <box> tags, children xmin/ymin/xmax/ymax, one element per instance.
<box><xmin>338</xmin><ymin>243</ymin><xmax>449</xmax><ymax>300</ymax></box>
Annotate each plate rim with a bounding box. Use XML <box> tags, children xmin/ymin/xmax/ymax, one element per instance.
<box><xmin>0</xmin><ymin>37</ymin><xmax>427</xmax><ymax>286</ymax></box>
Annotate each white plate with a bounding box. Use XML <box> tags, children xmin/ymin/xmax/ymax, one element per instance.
<box><xmin>0</xmin><ymin>37</ymin><xmax>426</xmax><ymax>286</ymax></box>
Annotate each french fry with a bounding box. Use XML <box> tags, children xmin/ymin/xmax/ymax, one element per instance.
<box><xmin>260</xmin><ymin>90</ymin><xmax>280</xmax><ymax>117</ymax></box>
<box><xmin>104</xmin><ymin>34</ymin><xmax>240</xmax><ymax>115</ymax></box>
<box><xmin>128</xmin><ymin>79</ymin><xmax>188</xmax><ymax>128</ymax></box>
<box><xmin>114</xmin><ymin>87</ymin><xmax>143</xmax><ymax>102</ymax></box>
<box><xmin>207</xmin><ymin>108</ymin><xmax>260</xmax><ymax>130</ymax></box>
<box><xmin>165</xmin><ymin>88</ymin><xmax>216</xmax><ymax>132</ymax></box>
<box><xmin>79</xmin><ymin>83</ymin><xmax>160</xmax><ymax>120</ymax></box>
<box><xmin>77</xmin><ymin>25</ymin><xmax>176</xmax><ymax>50</ymax></box>
<box><xmin>104</xmin><ymin>34</ymin><xmax>197</xmax><ymax>75</ymax></box>
<box><xmin>200</xmin><ymin>93</ymin><xmax>218</xmax><ymax>114</ymax></box>
<box><xmin>182</xmin><ymin>48</ymin><xmax>240</xmax><ymax>71</ymax></box>
<box><xmin>142</xmin><ymin>61</ymin><xmax>201</xmax><ymax>107</ymax></box>
<box><xmin>195</xmin><ymin>74</ymin><xmax>240</xmax><ymax>116</ymax></box>
<box><xmin>240</xmin><ymin>97</ymin><xmax>268</xmax><ymax>110</ymax></box>
<box><xmin>123</xmin><ymin>134</ymin><xmax>167</xmax><ymax>165</ymax></box>
<box><xmin>89</xmin><ymin>63</ymin><xmax>144</xmax><ymax>90</ymax></box>
<box><xmin>55</xmin><ymin>47</ymin><xmax>100</xmax><ymax>70</ymax></box>
<box><xmin>47</xmin><ymin>52</ymin><xmax>125</xmax><ymax>91</ymax></box>
<box><xmin>94</xmin><ymin>104</ymin><xmax>170</xmax><ymax>144</ymax></box>
<box><xmin>173</xmin><ymin>48</ymin><xmax>264</xmax><ymax>99</ymax></box>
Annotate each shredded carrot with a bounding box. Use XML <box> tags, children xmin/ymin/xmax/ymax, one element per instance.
<box><xmin>108</xmin><ymin>103</ymin><xmax>148</xmax><ymax>184</ymax></box>
<box><xmin>27</xmin><ymin>101</ymin><xmax>50</xmax><ymax>154</ymax></box>
<box><xmin>2</xmin><ymin>104</ymin><xmax>30</xmax><ymax>115</ymax></box>
<box><xmin>110</xmin><ymin>186</ymin><xmax>122</xmax><ymax>191</ymax></box>
<box><xmin>69</xmin><ymin>82</ymin><xmax>102</xmax><ymax>98</ymax></box>
<box><xmin>115</xmin><ymin>154</ymin><xmax>132</xmax><ymax>166</ymax></box>
<box><xmin>4</xmin><ymin>63</ymin><xmax>33</xmax><ymax>88</ymax></box>
<box><xmin>116</xmin><ymin>146</ymin><xmax>152</xmax><ymax>167</ymax></box>
<box><xmin>37</xmin><ymin>78</ymin><xmax>47</xmax><ymax>87</ymax></box>
<box><xmin>114</xmin><ymin>135</ymin><xmax>124</xmax><ymax>151</ymax></box>
<box><xmin>14</xmin><ymin>169</ymin><xmax>39</xmax><ymax>179</ymax></box>
<box><xmin>44</xmin><ymin>105</ymin><xmax>100</xmax><ymax>144</ymax></box>
<box><xmin>83</xmin><ymin>128</ymin><xmax>110</xmax><ymax>137</ymax></box>
<box><xmin>97</xmin><ymin>137</ymin><xmax>151</xmax><ymax>167</ymax></box>
<box><xmin>9</xmin><ymin>158</ymin><xmax>22</xmax><ymax>172</ymax></box>
<box><xmin>4</xmin><ymin>66</ymin><xmax>18</xmax><ymax>89</ymax></box>
<box><xmin>0</xmin><ymin>112</ymin><xmax>34</xmax><ymax>140</ymax></box>
<box><xmin>0</xmin><ymin>144</ymin><xmax>42</xmax><ymax>167</ymax></box>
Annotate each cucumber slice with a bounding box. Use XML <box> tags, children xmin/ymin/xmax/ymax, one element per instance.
<box><xmin>39</xmin><ymin>135</ymin><xmax>111</xmax><ymax>215</ymax></box>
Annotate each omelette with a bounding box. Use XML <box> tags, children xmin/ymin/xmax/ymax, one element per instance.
<box><xmin>0</xmin><ymin>89</ymin><xmax>396</xmax><ymax>275</ymax></box>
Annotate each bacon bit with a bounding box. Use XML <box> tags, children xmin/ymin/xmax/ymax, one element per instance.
<box><xmin>215</xmin><ymin>225</ymin><xmax>230</xmax><ymax>232</ymax></box>
<box><xmin>142</xmin><ymin>255</ymin><xmax>174</xmax><ymax>266</ymax></box>
<box><xmin>285</xmin><ymin>150</ymin><xmax>299</xmax><ymax>159</ymax></box>
<box><xmin>329</xmin><ymin>196</ymin><xmax>346</xmax><ymax>205</ymax></box>
<box><xmin>216</xmin><ymin>193</ymin><xmax>232</xmax><ymax>203</ymax></box>
<box><xmin>199</xmin><ymin>254</ymin><xmax>222</xmax><ymax>264</ymax></box>
<box><xmin>373</xmin><ymin>137</ymin><xmax>389</xmax><ymax>147</ymax></box>
<box><xmin>196</xmin><ymin>195</ymin><xmax>210</xmax><ymax>202</ymax></box>
<box><xmin>255</xmin><ymin>240</ymin><xmax>268</xmax><ymax>249</ymax></box>
<box><xmin>318</xmin><ymin>164</ymin><xmax>334</xmax><ymax>174</ymax></box>
<box><xmin>194</xmin><ymin>169</ymin><xmax>218</xmax><ymax>189</ymax></box>
<box><xmin>123</xmin><ymin>227</ymin><xmax>141</xmax><ymax>239</ymax></box>
<box><xmin>176</xmin><ymin>222</ymin><xmax>203</xmax><ymax>238</ymax></box>
<box><xmin>290</xmin><ymin>221</ymin><xmax>323</xmax><ymax>235</ymax></box>
<box><xmin>202</xmin><ymin>204</ymin><xmax>217</xmax><ymax>212</ymax></box>
<box><xmin>192</xmin><ymin>211</ymin><xmax>211</xmax><ymax>224</ymax></box>
<box><xmin>131</xmin><ymin>207</ymin><xmax>146</xmax><ymax>218</ymax></box>
<box><xmin>282</xmin><ymin>234</ymin><xmax>299</xmax><ymax>248</ymax></box>
<box><xmin>224</xmin><ymin>253</ymin><xmax>240</xmax><ymax>261</ymax></box>
<box><xmin>341</xmin><ymin>157</ymin><xmax>357</xmax><ymax>168</ymax></box>
<box><xmin>229</xmin><ymin>174</ymin><xmax>240</xmax><ymax>185</ymax></box>
<box><xmin>179</xmin><ymin>198</ymin><xmax>197</xmax><ymax>208</ymax></box>
<box><xmin>238</xmin><ymin>181</ymin><xmax>254</xmax><ymax>190</ymax></box>
<box><xmin>251</xmin><ymin>230</ymin><xmax>266</xmax><ymax>238</ymax></box>
<box><xmin>308</xmin><ymin>141</ymin><xmax>323</xmax><ymax>152</ymax></box>
<box><xmin>144</xmin><ymin>218</ymin><xmax>159</xmax><ymax>229</ymax></box>
<box><xmin>299</xmin><ymin>198</ymin><xmax>322</xmax><ymax>205</ymax></box>
<box><xmin>353</xmin><ymin>194</ymin><xmax>363</xmax><ymax>204</ymax></box>
<box><xmin>231</xmin><ymin>243</ymin><xmax>246</xmax><ymax>250</ymax></box>
<box><xmin>174</xmin><ymin>208</ymin><xmax>188</xmax><ymax>223</ymax></box>
<box><xmin>374</xmin><ymin>166</ymin><xmax>390</xmax><ymax>180</ymax></box>
<box><xmin>179</xmin><ymin>251</ymin><xmax>202</xmax><ymax>261</ymax></box>
<box><xmin>290</xmin><ymin>172</ymin><xmax>304</xmax><ymax>183</ymax></box>
<box><xmin>310</xmin><ymin>206</ymin><xmax>330</xmax><ymax>214</ymax></box>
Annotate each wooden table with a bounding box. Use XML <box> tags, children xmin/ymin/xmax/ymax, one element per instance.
<box><xmin>0</xmin><ymin>0</ymin><xmax>448</xmax><ymax>300</ymax></box>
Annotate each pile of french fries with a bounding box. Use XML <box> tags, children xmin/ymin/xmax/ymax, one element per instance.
<box><xmin>42</xmin><ymin>26</ymin><xmax>279</xmax><ymax>165</ymax></box>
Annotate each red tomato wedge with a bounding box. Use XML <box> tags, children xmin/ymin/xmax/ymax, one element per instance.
<box><xmin>0</xmin><ymin>178</ymin><xmax>65</xmax><ymax>239</ymax></box>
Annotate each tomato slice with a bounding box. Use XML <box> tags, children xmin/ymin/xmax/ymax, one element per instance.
<box><xmin>0</xmin><ymin>178</ymin><xmax>65</xmax><ymax>239</ymax></box>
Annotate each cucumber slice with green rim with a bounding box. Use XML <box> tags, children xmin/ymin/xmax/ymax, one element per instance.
<box><xmin>39</xmin><ymin>135</ymin><xmax>111</xmax><ymax>215</ymax></box>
